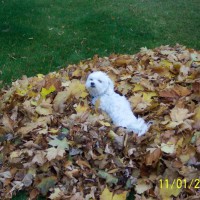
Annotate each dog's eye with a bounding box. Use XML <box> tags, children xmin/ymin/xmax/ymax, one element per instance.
<box><xmin>90</xmin><ymin>78</ymin><xmax>93</xmax><ymax>81</ymax></box>
<box><xmin>98</xmin><ymin>80</ymin><xmax>102</xmax><ymax>83</ymax></box>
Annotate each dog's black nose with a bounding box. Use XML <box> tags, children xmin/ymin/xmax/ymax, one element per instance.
<box><xmin>91</xmin><ymin>82</ymin><xmax>95</xmax><ymax>87</ymax></box>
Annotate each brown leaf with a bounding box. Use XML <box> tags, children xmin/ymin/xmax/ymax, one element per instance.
<box><xmin>193</xmin><ymin>106</ymin><xmax>200</xmax><ymax>130</ymax></box>
<box><xmin>145</xmin><ymin>148</ymin><xmax>162</xmax><ymax>166</ymax></box>
<box><xmin>159</xmin><ymin>85</ymin><xmax>191</xmax><ymax>98</ymax></box>
<box><xmin>2</xmin><ymin>114</ymin><xmax>14</xmax><ymax>133</ymax></box>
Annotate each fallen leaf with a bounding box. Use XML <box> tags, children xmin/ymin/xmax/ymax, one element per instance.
<box><xmin>100</xmin><ymin>187</ymin><xmax>113</xmax><ymax>200</ymax></box>
<box><xmin>49</xmin><ymin>188</ymin><xmax>63</xmax><ymax>200</ymax></box>
<box><xmin>159</xmin><ymin>181</ymin><xmax>181</xmax><ymax>200</ymax></box>
<box><xmin>161</xmin><ymin>143</ymin><xmax>175</xmax><ymax>154</ymax></box>
<box><xmin>97</xmin><ymin>170</ymin><xmax>118</xmax><ymax>185</ymax></box>
<box><xmin>193</xmin><ymin>106</ymin><xmax>200</xmax><ymax>130</ymax></box>
<box><xmin>36</xmin><ymin>176</ymin><xmax>57</xmax><ymax>196</ymax></box>
<box><xmin>135</xmin><ymin>179</ymin><xmax>151</xmax><ymax>194</ymax></box>
<box><xmin>41</xmin><ymin>85</ymin><xmax>56</xmax><ymax>98</ymax></box>
<box><xmin>48</xmin><ymin>136</ymin><xmax>69</xmax><ymax>150</ymax></box>
<box><xmin>46</xmin><ymin>147</ymin><xmax>65</xmax><ymax>161</ymax></box>
<box><xmin>100</xmin><ymin>187</ymin><xmax>128</xmax><ymax>200</ymax></box>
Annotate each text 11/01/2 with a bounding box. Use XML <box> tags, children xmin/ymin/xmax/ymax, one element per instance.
<box><xmin>159</xmin><ymin>178</ymin><xmax>200</xmax><ymax>189</ymax></box>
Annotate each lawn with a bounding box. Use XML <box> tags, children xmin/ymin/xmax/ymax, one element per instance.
<box><xmin>0</xmin><ymin>0</ymin><xmax>200</xmax><ymax>199</ymax></box>
<box><xmin>0</xmin><ymin>0</ymin><xmax>200</xmax><ymax>87</ymax></box>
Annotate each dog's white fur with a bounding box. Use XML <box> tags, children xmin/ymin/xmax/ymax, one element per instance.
<box><xmin>85</xmin><ymin>71</ymin><xmax>150</xmax><ymax>136</ymax></box>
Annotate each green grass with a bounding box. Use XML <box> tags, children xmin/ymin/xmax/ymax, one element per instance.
<box><xmin>1</xmin><ymin>0</ymin><xmax>200</xmax><ymax>199</ymax></box>
<box><xmin>1</xmin><ymin>0</ymin><xmax>200</xmax><ymax>87</ymax></box>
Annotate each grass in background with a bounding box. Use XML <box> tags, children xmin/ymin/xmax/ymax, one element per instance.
<box><xmin>0</xmin><ymin>0</ymin><xmax>200</xmax><ymax>87</ymax></box>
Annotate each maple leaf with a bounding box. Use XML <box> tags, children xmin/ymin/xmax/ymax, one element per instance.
<box><xmin>159</xmin><ymin>181</ymin><xmax>181</xmax><ymax>200</ymax></box>
<box><xmin>142</xmin><ymin>91</ymin><xmax>157</xmax><ymax>103</ymax></box>
<box><xmin>36</xmin><ymin>176</ymin><xmax>57</xmax><ymax>196</ymax></box>
<box><xmin>135</xmin><ymin>179</ymin><xmax>152</xmax><ymax>194</ymax></box>
<box><xmin>167</xmin><ymin>106</ymin><xmax>194</xmax><ymax>128</ymax></box>
<box><xmin>46</xmin><ymin>147</ymin><xmax>65</xmax><ymax>161</ymax></box>
<box><xmin>36</xmin><ymin>99</ymin><xmax>53</xmax><ymax>115</ymax></box>
<box><xmin>132</xmin><ymin>84</ymin><xmax>144</xmax><ymax>92</ymax></box>
<box><xmin>159</xmin><ymin>85</ymin><xmax>191</xmax><ymax>98</ymax></box>
<box><xmin>100</xmin><ymin>187</ymin><xmax>128</xmax><ymax>200</ymax></box>
<box><xmin>161</xmin><ymin>143</ymin><xmax>175</xmax><ymax>154</ymax></box>
<box><xmin>0</xmin><ymin>171</ymin><xmax>12</xmax><ymax>182</ymax></box>
<box><xmin>74</xmin><ymin>103</ymin><xmax>89</xmax><ymax>113</ymax></box>
<box><xmin>97</xmin><ymin>170</ymin><xmax>118</xmax><ymax>185</ymax></box>
<box><xmin>99</xmin><ymin>120</ymin><xmax>111</xmax><ymax>127</ymax></box>
<box><xmin>40</xmin><ymin>85</ymin><xmax>56</xmax><ymax>98</ymax></box>
<box><xmin>32</xmin><ymin>150</ymin><xmax>47</xmax><ymax>165</ymax></box>
<box><xmin>2</xmin><ymin>114</ymin><xmax>14</xmax><ymax>133</ymax></box>
<box><xmin>145</xmin><ymin>148</ymin><xmax>162</xmax><ymax>166</ymax></box>
<box><xmin>22</xmin><ymin>174</ymin><xmax>33</xmax><ymax>187</ymax></box>
<box><xmin>53</xmin><ymin>90</ymin><xmax>69</xmax><ymax>113</ymax></box>
<box><xmin>72</xmin><ymin>68</ymin><xmax>82</xmax><ymax>77</ymax></box>
<box><xmin>17</xmin><ymin>117</ymin><xmax>50</xmax><ymax>135</ymax></box>
<box><xmin>49</xmin><ymin>188</ymin><xmax>63</xmax><ymax>200</ymax></box>
<box><xmin>48</xmin><ymin>136</ymin><xmax>69</xmax><ymax>150</ymax></box>
<box><xmin>68</xmin><ymin>80</ymin><xmax>88</xmax><ymax>99</ymax></box>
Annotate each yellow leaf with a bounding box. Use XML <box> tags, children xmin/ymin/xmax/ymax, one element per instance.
<box><xmin>132</xmin><ymin>84</ymin><xmax>144</xmax><ymax>92</ymax></box>
<box><xmin>49</xmin><ymin>128</ymin><xmax>59</xmax><ymax>134</ymax></box>
<box><xmin>41</xmin><ymin>85</ymin><xmax>56</xmax><ymax>98</ymax></box>
<box><xmin>10</xmin><ymin>150</ymin><xmax>22</xmax><ymax>159</ymax></box>
<box><xmin>161</xmin><ymin>143</ymin><xmax>175</xmax><ymax>154</ymax></box>
<box><xmin>31</xmin><ymin>100</ymin><xmax>38</xmax><ymax>106</ymax></box>
<box><xmin>108</xmin><ymin>130</ymin><xmax>117</xmax><ymax>140</ymax></box>
<box><xmin>112</xmin><ymin>191</ymin><xmax>128</xmax><ymax>200</ymax></box>
<box><xmin>56</xmin><ymin>80</ymin><xmax>88</xmax><ymax>103</ymax></box>
<box><xmin>99</xmin><ymin>121</ymin><xmax>111</xmax><ymax>127</ymax></box>
<box><xmin>160</xmin><ymin>60</ymin><xmax>173</xmax><ymax>68</ymax></box>
<box><xmin>37</xmin><ymin>74</ymin><xmax>45</xmax><ymax>79</ymax></box>
<box><xmin>142</xmin><ymin>92</ymin><xmax>157</xmax><ymax>103</ymax></box>
<box><xmin>27</xmin><ymin>91</ymin><xmax>37</xmax><ymax>98</ymax></box>
<box><xmin>176</xmin><ymin>137</ymin><xmax>184</xmax><ymax>148</ymax></box>
<box><xmin>75</xmin><ymin>103</ymin><xmax>88</xmax><ymax>113</ymax></box>
<box><xmin>100</xmin><ymin>187</ymin><xmax>113</xmax><ymax>200</ymax></box>
<box><xmin>100</xmin><ymin>187</ymin><xmax>127</xmax><ymax>200</ymax></box>
<box><xmin>69</xmin><ymin>80</ymin><xmax>88</xmax><ymax>99</ymax></box>
<box><xmin>94</xmin><ymin>98</ymin><xmax>100</xmax><ymax>111</ymax></box>
<box><xmin>72</xmin><ymin>69</ymin><xmax>82</xmax><ymax>77</ymax></box>
<box><xmin>16</xmin><ymin>89</ymin><xmax>28</xmax><ymax>96</ymax></box>
<box><xmin>159</xmin><ymin>181</ymin><xmax>181</xmax><ymax>199</ymax></box>
<box><xmin>80</xmin><ymin>91</ymin><xmax>88</xmax><ymax>98</ymax></box>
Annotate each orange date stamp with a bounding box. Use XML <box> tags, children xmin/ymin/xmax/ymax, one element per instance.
<box><xmin>159</xmin><ymin>178</ymin><xmax>200</xmax><ymax>189</ymax></box>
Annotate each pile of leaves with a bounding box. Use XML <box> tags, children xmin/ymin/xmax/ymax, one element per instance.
<box><xmin>0</xmin><ymin>44</ymin><xmax>200</xmax><ymax>200</ymax></box>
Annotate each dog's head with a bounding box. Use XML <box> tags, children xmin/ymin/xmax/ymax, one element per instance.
<box><xmin>85</xmin><ymin>71</ymin><xmax>114</xmax><ymax>97</ymax></box>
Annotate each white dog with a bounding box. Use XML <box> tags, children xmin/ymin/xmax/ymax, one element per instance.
<box><xmin>85</xmin><ymin>71</ymin><xmax>151</xmax><ymax>136</ymax></box>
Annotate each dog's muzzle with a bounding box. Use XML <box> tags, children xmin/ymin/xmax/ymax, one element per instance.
<box><xmin>90</xmin><ymin>82</ymin><xmax>95</xmax><ymax>88</ymax></box>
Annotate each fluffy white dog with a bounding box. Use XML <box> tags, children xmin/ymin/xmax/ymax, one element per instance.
<box><xmin>85</xmin><ymin>71</ymin><xmax>151</xmax><ymax>136</ymax></box>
